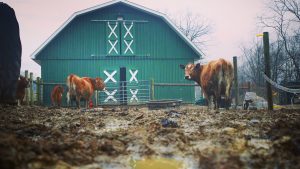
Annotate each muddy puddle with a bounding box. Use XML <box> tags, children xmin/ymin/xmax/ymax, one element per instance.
<box><xmin>0</xmin><ymin>104</ymin><xmax>300</xmax><ymax>169</ymax></box>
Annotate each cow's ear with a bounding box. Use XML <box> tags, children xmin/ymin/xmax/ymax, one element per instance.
<box><xmin>179</xmin><ymin>64</ymin><xmax>185</xmax><ymax>69</ymax></box>
<box><xmin>195</xmin><ymin>63</ymin><xmax>201</xmax><ymax>70</ymax></box>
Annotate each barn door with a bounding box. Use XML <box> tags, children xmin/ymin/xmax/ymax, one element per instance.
<box><xmin>119</xmin><ymin>67</ymin><xmax>127</xmax><ymax>105</ymax></box>
<box><xmin>121</xmin><ymin>21</ymin><xmax>135</xmax><ymax>56</ymax></box>
<box><xmin>127</xmin><ymin>68</ymin><xmax>140</xmax><ymax>103</ymax></box>
<box><xmin>103</xmin><ymin>68</ymin><xmax>118</xmax><ymax>103</ymax></box>
<box><xmin>106</xmin><ymin>22</ymin><xmax>120</xmax><ymax>55</ymax></box>
<box><xmin>99</xmin><ymin>67</ymin><xmax>149</xmax><ymax>105</ymax></box>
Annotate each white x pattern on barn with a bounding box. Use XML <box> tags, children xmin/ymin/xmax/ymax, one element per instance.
<box><xmin>123</xmin><ymin>22</ymin><xmax>133</xmax><ymax>38</ymax></box>
<box><xmin>104</xmin><ymin>70</ymin><xmax>117</xmax><ymax>83</ymax></box>
<box><xmin>108</xmin><ymin>22</ymin><xmax>118</xmax><ymax>38</ymax></box>
<box><xmin>123</xmin><ymin>22</ymin><xmax>134</xmax><ymax>54</ymax></box>
<box><xmin>129</xmin><ymin>69</ymin><xmax>138</xmax><ymax>82</ymax></box>
<box><xmin>104</xmin><ymin>89</ymin><xmax>117</xmax><ymax>102</ymax></box>
<box><xmin>108</xmin><ymin>40</ymin><xmax>118</xmax><ymax>54</ymax></box>
<box><xmin>130</xmin><ymin>89</ymin><xmax>139</xmax><ymax>102</ymax></box>
<box><xmin>108</xmin><ymin>22</ymin><xmax>119</xmax><ymax>54</ymax></box>
<box><xmin>124</xmin><ymin>40</ymin><xmax>133</xmax><ymax>54</ymax></box>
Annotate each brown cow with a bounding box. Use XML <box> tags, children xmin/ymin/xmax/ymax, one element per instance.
<box><xmin>16</xmin><ymin>76</ymin><xmax>30</xmax><ymax>105</ymax></box>
<box><xmin>51</xmin><ymin>85</ymin><xmax>64</xmax><ymax>107</ymax></box>
<box><xmin>66</xmin><ymin>74</ymin><xmax>105</xmax><ymax>108</ymax></box>
<box><xmin>180</xmin><ymin>58</ymin><xmax>234</xmax><ymax>109</ymax></box>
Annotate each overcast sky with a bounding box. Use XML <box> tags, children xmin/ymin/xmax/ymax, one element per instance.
<box><xmin>3</xmin><ymin>0</ymin><xmax>270</xmax><ymax>76</ymax></box>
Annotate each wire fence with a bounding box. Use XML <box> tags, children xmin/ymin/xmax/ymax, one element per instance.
<box><xmin>98</xmin><ymin>80</ymin><xmax>150</xmax><ymax>105</ymax></box>
<box><xmin>22</xmin><ymin>69</ymin><xmax>298</xmax><ymax>107</ymax></box>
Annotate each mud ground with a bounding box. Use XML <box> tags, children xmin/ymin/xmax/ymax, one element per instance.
<box><xmin>0</xmin><ymin>104</ymin><xmax>300</xmax><ymax>169</ymax></box>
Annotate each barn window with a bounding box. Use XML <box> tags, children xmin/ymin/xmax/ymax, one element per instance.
<box><xmin>106</xmin><ymin>21</ymin><xmax>135</xmax><ymax>56</ymax></box>
<box><xmin>107</xmin><ymin>22</ymin><xmax>120</xmax><ymax>55</ymax></box>
<box><xmin>121</xmin><ymin>22</ymin><xmax>135</xmax><ymax>56</ymax></box>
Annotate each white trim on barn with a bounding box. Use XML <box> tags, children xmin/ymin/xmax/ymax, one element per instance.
<box><xmin>31</xmin><ymin>0</ymin><xmax>204</xmax><ymax>63</ymax></box>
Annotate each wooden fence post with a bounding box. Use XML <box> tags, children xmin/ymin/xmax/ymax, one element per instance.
<box><xmin>36</xmin><ymin>77</ymin><xmax>40</xmax><ymax>105</ymax></box>
<box><xmin>40</xmin><ymin>78</ymin><xmax>43</xmax><ymax>105</ymax></box>
<box><xmin>233</xmin><ymin>56</ymin><xmax>239</xmax><ymax>109</ymax></box>
<box><xmin>263</xmin><ymin>32</ymin><xmax>273</xmax><ymax>110</ymax></box>
<box><xmin>25</xmin><ymin>70</ymin><xmax>29</xmax><ymax>105</ymax></box>
<box><xmin>95</xmin><ymin>90</ymin><xmax>98</xmax><ymax>106</ymax></box>
<box><xmin>29</xmin><ymin>72</ymin><xmax>33</xmax><ymax>105</ymax></box>
<box><xmin>150</xmin><ymin>79</ymin><xmax>154</xmax><ymax>100</ymax></box>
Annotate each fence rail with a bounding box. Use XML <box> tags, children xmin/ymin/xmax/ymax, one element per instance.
<box><xmin>98</xmin><ymin>80</ymin><xmax>150</xmax><ymax>105</ymax></box>
<box><xmin>22</xmin><ymin>70</ymin><xmax>255</xmax><ymax>107</ymax></box>
<box><xmin>154</xmin><ymin>83</ymin><xmax>198</xmax><ymax>86</ymax></box>
<box><xmin>22</xmin><ymin>70</ymin><xmax>152</xmax><ymax>106</ymax></box>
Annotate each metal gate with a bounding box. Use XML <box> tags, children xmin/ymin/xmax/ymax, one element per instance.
<box><xmin>97</xmin><ymin>80</ymin><xmax>150</xmax><ymax>105</ymax></box>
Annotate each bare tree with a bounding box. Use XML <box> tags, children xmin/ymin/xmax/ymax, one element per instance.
<box><xmin>239</xmin><ymin>40</ymin><xmax>264</xmax><ymax>86</ymax></box>
<box><xmin>259</xmin><ymin>0</ymin><xmax>300</xmax><ymax>80</ymax></box>
<box><xmin>239</xmin><ymin>38</ymin><xmax>287</xmax><ymax>86</ymax></box>
<box><xmin>170</xmin><ymin>12</ymin><xmax>212</xmax><ymax>48</ymax></box>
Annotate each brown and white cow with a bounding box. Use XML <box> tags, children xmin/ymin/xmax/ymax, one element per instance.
<box><xmin>180</xmin><ymin>58</ymin><xmax>234</xmax><ymax>109</ymax></box>
<box><xmin>51</xmin><ymin>85</ymin><xmax>64</xmax><ymax>107</ymax></box>
<box><xmin>16</xmin><ymin>76</ymin><xmax>30</xmax><ymax>105</ymax></box>
<box><xmin>66</xmin><ymin>74</ymin><xmax>105</xmax><ymax>108</ymax></box>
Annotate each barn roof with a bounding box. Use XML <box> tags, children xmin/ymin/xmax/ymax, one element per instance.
<box><xmin>31</xmin><ymin>0</ymin><xmax>204</xmax><ymax>62</ymax></box>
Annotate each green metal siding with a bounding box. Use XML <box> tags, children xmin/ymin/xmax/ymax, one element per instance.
<box><xmin>36</xmin><ymin>3</ymin><xmax>200</xmax><ymax>105</ymax></box>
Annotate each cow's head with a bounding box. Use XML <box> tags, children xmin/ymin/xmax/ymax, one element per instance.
<box><xmin>179</xmin><ymin>63</ymin><xmax>201</xmax><ymax>80</ymax></box>
<box><xmin>19</xmin><ymin>76</ymin><xmax>30</xmax><ymax>88</ymax></box>
<box><xmin>94</xmin><ymin>77</ymin><xmax>106</xmax><ymax>91</ymax></box>
<box><xmin>57</xmin><ymin>85</ymin><xmax>64</xmax><ymax>93</ymax></box>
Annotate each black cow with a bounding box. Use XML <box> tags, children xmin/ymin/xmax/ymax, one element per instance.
<box><xmin>0</xmin><ymin>3</ymin><xmax>22</xmax><ymax>105</ymax></box>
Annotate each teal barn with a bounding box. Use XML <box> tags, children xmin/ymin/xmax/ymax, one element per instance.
<box><xmin>31</xmin><ymin>0</ymin><xmax>203</xmax><ymax>106</ymax></box>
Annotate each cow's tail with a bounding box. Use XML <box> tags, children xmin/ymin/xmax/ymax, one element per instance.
<box><xmin>220</xmin><ymin>63</ymin><xmax>226</xmax><ymax>83</ymax></box>
<box><xmin>222</xmin><ymin>62</ymin><xmax>233</xmax><ymax>80</ymax></box>
<box><xmin>66</xmin><ymin>74</ymin><xmax>76</xmax><ymax>91</ymax></box>
<box><xmin>66</xmin><ymin>91</ymin><xmax>70</xmax><ymax>106</ymax></box>
<box><xmin>66</xmin><ymin>75</ymin><xmax>76</xmax><ymax>107</ymax></box>
<box><xmin>66</xmin><ymin>75</ymin><xmax>71</xmax><ymax>89</ymax></box>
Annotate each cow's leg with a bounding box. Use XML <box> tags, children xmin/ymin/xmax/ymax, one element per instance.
<box><xmin>206</xmin><ymin>98</ymin><xmax>210</xmax><ymax>110</ymax></box>
<box><xmin>20</xmin><ymin>97</ymin><xmax>24</xmax><ymax>105</ymax></box>
<box><xmin>58</xmin><ymin>96</ymin><xmax>61</xmax><ymax>107</ymax></box>
<box><xmin>70</xmin><ymin>96</ymin><xmax>75</xmax><ymax>107</ymax></box>
<box><xmin>76</xmin><ymin>95</ymin><xmax>81</xmax><ymax>109</ymax></box>
<box><xmin>85</xmin><ymin>99</ymin><xmax>88</xmax><ymax>109</ymax></box>
<box><xmin>225</xmin><ymin>97</ymin><xmax>231</xmax><ymax>110</ymax></box>
<box><xmin>212</xmin><ymin>92</ymin><xmax>219</xmax><ymax>110</ymax></box>
<box><xmin>214</xmin><ymin>95</ymin><xmax>217</xmax><ymax>110</ymax></box>
<box><xmin>217</xmin><ymin>97</ymin><xmax>222</xmax><ymax>110</ymax></box>
<box><xmin>51</xmin><ymin>95</ymin><xmax>55</xmax><ymax>107</ymax></box>
<box><xmin>71</xmin><ymin>98</ymin><xmax>75</xmax><ymax>107</ymax></box>
<box><xmin>207</xmin><ymin>95</ymin><xmax>213</xmax><ymax>110</ymax></box>
<box><xmin>225</xmin><ymin>84</ymin><xmax>232</xmax><ymax>110</ymax></box>
<box><xmin>212</xmin><ymin>98</ymin><xmax>215</xmax><ymax>110</ymax></box>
